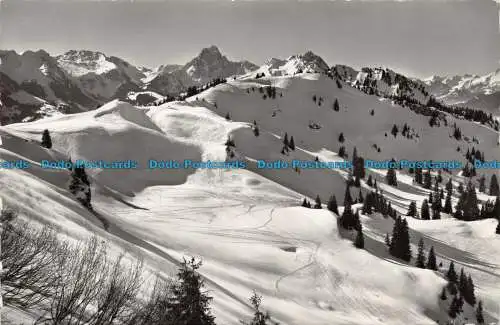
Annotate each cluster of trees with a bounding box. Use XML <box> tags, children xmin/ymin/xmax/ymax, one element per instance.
<box><xmin>461</xmin><ymin>162</ymin><xmax>477</xmax><ymax>178</ymax></box>
<box><xmin>259</xmin><ymin>86</ymin><xmax>277</xmax><ymax>100</ymax></box>
<box><xmin>427</xmin><ymin>96</ymin><xmax>498</xmax><ymax>129</ymax></box>
<box><xmin>339</xmin><ymin>185</ymin><xmax>361</xmax><ymax>231</ymax></box>
<box><xmin>444</xmin><ymin>261</ymin><xmax>481</xmax><ymax>322</ymax></box>
<box><xmin>387</xmin><ymin>216</ymin><xmax>412</xmax><ymax>261</ymax></box>
<box><xmin>184</xmin><ymin>77</ymin><xmax>227</xmax><ymax>99</ymax></box>
<box><xmin>1</xmin><ymin>210</ymin><xmax>278</xmax><ymax>325</ymax></box>
<box><xmin>415</xmin><ymin>238</ymin><xmax>437</xmax><ymax>270</ymax></box>
<box><xmin>389</xmin><ymin>123</ymin><xmax>416</xmax><ymax>140</ymax></box>
<box><xmin>465</xmin><ymin>147</ymin><xmax>485</xmax><ymax>164</ymax></box>
<box><xmin>413</xmin><ymin>168</ymin><xmax>433</xmax><ymax>189</ymax></box>
<box><xmin>362</xmin><ymin>190</ymin><xmax>398</xmax><ymax>219</ymax></box>
<box><xmin>412</xmin><ymin>171</ymin><xmax>500</xmax><ymax>223</ymax></box>
<box><xmin>255</xmin><ymin>72</ymin><xmax>266</xmax><ymax>79</ymax></box>
<box><xmin>336</xmin><ymin>185</ymin><xmax>365</xmax><ymax>249</ymax></box>
<box><xmin>312</xmin><ymin>95</ymin><xmax>324</xmax><ymax>106</ymax></box>
<box><xmin>281</xmin><ymin>132</ymin><xmax>295</xmax><ymax>155</ymax></box>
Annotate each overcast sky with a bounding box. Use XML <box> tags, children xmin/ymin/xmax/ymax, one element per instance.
<box><xmin>1</xmin><ymin>0</ymin><xmax>499</xmax><ymax>78</ymax></box>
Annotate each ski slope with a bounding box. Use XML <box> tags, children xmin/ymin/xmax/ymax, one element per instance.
<box><xmin>1</xmin><ymin>71</ymin><xmax>500</xmax><ymax>324</ymax></box>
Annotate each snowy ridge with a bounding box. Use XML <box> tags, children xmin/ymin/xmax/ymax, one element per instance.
<box><xmin>1</xmin><ymin>69</ymin><xmax>500</xmax><ymax>324</ymax></box>
<box><xmin>0</xmin><ymin>99</ymin><xmax>451</xmax><ymax>324</ymax></box>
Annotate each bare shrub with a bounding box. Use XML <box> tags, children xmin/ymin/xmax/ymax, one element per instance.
<box><xmin>1</xmin><ymin>210</ymin><xmax>65</xmax><ymax>309</ymax></box>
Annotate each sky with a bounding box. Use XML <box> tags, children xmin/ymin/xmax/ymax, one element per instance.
<box><xmin>0</xmin><ymin>0</ymin><xmax>499</xmax><ymax>78</ymax></box>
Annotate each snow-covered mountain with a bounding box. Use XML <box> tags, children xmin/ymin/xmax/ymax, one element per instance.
<box><xmin>146</xmin><ymin>45</ymin><xmax>258</xmax><ymax>95</ymax></box>
<box><xmin>424</xmin><ymin>69</ymin><xmax>500</xmax><ymax>114</ymax></box>
<box><xmin>2</xmin><ymin>63</ymin><xmax>499</xmax><ymax>324</ymax></box>
<box><xmin>0</xmin><ymin>50</ymin><xmax>100</xmax><ymax>123</ymax></box>
<box><xmin>0</xmin><ymin>46</ymin><xmax>258</xmax><ymax>123</ymax></box>
<box><xmin>250</xmin><ymin>51</ymin><xmax>329</xmax><ymax>77</ymax></box>
<box><xmin>56</xmin><ymin>50</ymin><xmax>146</xmax><ymax>100</ymax></box>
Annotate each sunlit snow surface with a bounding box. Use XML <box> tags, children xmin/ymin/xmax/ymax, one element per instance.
<box><xmin>1</xmin><ymin>73</ymin><xmax>499</xmax><ymax>324</ymax></box>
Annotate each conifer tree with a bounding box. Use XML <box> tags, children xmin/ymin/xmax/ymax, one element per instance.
<box><xmin>476</xmin><ymin>300</ymin><xmax>485</xmax><ymax>324</ymax></box>
<box><xmin>443</xmin><ymin>192</ymin><xmax>453</xmax><ymax>214</ymax></box>
<box><xmin>448</xmin><ymin>295</ymin><xmax>460</xmax><ymax>319</ymax></box>
<box><xmin>283</xmin><ymin>133</ymin><xmax>289</xmax><ymax>148</ymax></box>
<box><xmin>354</xmin><ymin>224</ymin><xmax>365</xmax><ymax>249</ymax></box>
<box><xmin>374</xmin><ymin>179</ymin><xmax>378</xmax><ymax>189</ymax></box>
<box><xmin>338</xmin><ymin>146</ymin><xmax>345</xmax><ymax>158</ymax></box>
<box><xmin>407</xmin><ymin>201</ymin><xmax>417</xmax><ymax>217</ymax></box>
<box><xmin>446</xmin><ymin>178</ymin><xmax>453</xmax><ymax>196</ymax></box>
<box><xmin>367</xmin><ymin>175</ymin><xmax>373</xmax><ymax>187</ymax></box>
<box><xmin>253</xmin><ymin>121</ymin><xmax>260</xmax><ymax>137</ymax></box>
<box><xmin>362</xmin><ymin>192</ymin><xmax>374</xmax><ymax>215</ymax></box>
<box><xmin>421</xmin><ymin>199</ymin><xmax>430</xmax><ymax>220</ymax></box>
<box><xmin>340</xmin><ymin>202</ymin><xmax>354</xmax><ymax>230</ymax></box>
<box><xmin>448</xmin><ymin>282</ymin><xmax>458</xmax><ymax>296</ymax></box>
<box><xmin>389</xmin><ymin>217</ymin><xmax>412</xmax><ymax>261</ymax></box>
<box><xmin>490</xmin><ymin>174</ymin><xmax>499</xmax><ymax>196</ymax></box>
<box><xmin>385</xmin><ymin>233</ymin><xmax>391</xmax><ymax>247</ymax></box>
<box><xmin>440</xmin><ymin>287</ymin><xmax>447</xmax><ymax>300</ymax></box>
<box><xmin>344</xmin><ymin>185</ymin><xmax>352</xmax><ymax>207</ymax></box>
<box><xmin>354</xmin><ymin>174</ymin><xmax>361</xmax><ymax>188</ymax></box>
<box><xmin>423</xmin><ymin>169</ymin><xmax>432</xmax><ymax>189</ymax></box>
<box><xmin>386</xmin><ymin>162</ymin><xmax>398</xmax><ymax>186</ymax></box>
<box><xmin>459</xmin><ymin>268</ymin><xmax>467</xmax><ymax>296</ymax></box>
<box><xmin>167</xmin><ymin>257</ymin><xmax>216</xmax><ymax>325</ymax></box>
<box><xmin>69</xmin><ymin>166</ymin><xmax>91</xmax><ymax>208</ymax></box>
<box><xmin>462</xmin><ymin>181</ymin><xmax>480</xmax><ymax>221</ymax></box>
<box><xmin>289</xmin><ymin>136</ymin><xmax>295</xmax><ymax>150</ymax></box>
<box><xmin>314</xmin><ymin>195</ymin><xmax>322</xmax><ymax>209</ymax></box>
<box><xmin>225</xmin><ymin>112</ymin><xmax>231</xmax><ymax>120</ymax></box>
<box><xmin>358</xmin><ymin>189</ymin><xmax>364</xmax><ymax>204</ymax></box>
<box><xmin>391</xmin><ymin>124</ymin><xmax>399</xmax><ymax>137</ymax></box>
<box><xmin>243</xmin><ymin>291</ymin><xmax>273</xmax><ymax>325</ymax></box>
<box><xmin>301</xmin><ymin>198</ymin><xmax>309</xmax><ymax>207</ymax></box>
<box><xmin>327</xmin><ymin>195</ymin><xmax>339</xmax><ymax>214</ymax></box>
<box><xmin>447</xmin><ymin>261</ymin><xmax>458</xmax><ymax>283</ymax></box>
<box><xmin>432</xmin><ymin>203</ymin><xmax>441</xmax><ymax>220</ymax></box>
<box><xmin>496</xmin><ymin>220</ymin><xmax>500</xmax><ymax>235</ymax></box>
<box><xmin>41</xmin><ymin>129</ymin><xmax>52</xmax><ymax>149</ymax></box>
<box><xmin>415</xmin><ymin>238</ymin><xmax>426</xmax><ymax>268</ymax></box>
<box><xmin>333</xmin><ymin>99</ymin><xmax>340</xmax><ymax>111</ymax></box>
<box><xmin>479</xmin><ymin>175</ymin><xmax>486</xmax><ymax>193</ymax></box>
<box><xmin>466</xmin><ymin>275</ymin><xmax>476</xmax><ymax>306</ymax></box>
<box><xmin>426</xmin><ymin>246</ymin><xmax>437</xmax><ymax>270</ymax></box>
<box><xmin>338</xmin><ymin>132</ymin><xmax>345</xmax><ymax>143</ymax></box>
<box><xmin>400</xmin><ymin>218</ymin><xmax>412</xmax><ymax>262</ymax></box>
<box><xmin>353</xmin><ymin>210</ymin><xmax>361</xmax><ymax>231</ymax></box>
<box><xmin>414</xmin><ymin>168</ymin><xmax>423</xmax><ymax>185</ymax></box>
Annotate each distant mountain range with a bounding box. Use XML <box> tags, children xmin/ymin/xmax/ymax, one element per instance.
<box><xmin>424</xmin><ymin>70</ymin><xmax>500</xmax><ymax>115</ymax></box>
<box><xmin>0</xmin><ymin>46</ymin><xmax>498</xmax><ymax>124</ymax></box>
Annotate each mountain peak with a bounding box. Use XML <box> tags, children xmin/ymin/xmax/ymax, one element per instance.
<box><xmin>198</xmin><ymin>46</ymin><xmax>223</xmax><ymax>60</ymax></box>
<box><xmin>57</xmin><ymin>50</ymin><xmax>117</xmax><ymax>77</ymax></box>
<box><xmin>280</xmin><ymin>50</ymin><xmax>330</xmax><ymax>74</ymax></box>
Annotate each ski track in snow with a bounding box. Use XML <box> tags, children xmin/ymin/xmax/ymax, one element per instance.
<box><xmin>2</xmin><ymin>72</ymin><xmax>500</xmax><ymax>324</ymax></box>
